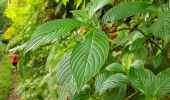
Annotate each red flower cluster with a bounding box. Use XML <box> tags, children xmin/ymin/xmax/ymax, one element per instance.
<box><xmin>102</xmin><ymin>25</ymin><xmax>118</xmax><ymax>40</ymax></box>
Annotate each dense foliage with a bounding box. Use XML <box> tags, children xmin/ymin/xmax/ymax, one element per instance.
<box><xmin>1</xmin><ymin>0</ymin><xmax>170</xmax><ymax>100</ymax></box>
<box><xmin>0</xmin><ymin>55</ymin><xmax>12</xmax><ymax>100</ymax></box>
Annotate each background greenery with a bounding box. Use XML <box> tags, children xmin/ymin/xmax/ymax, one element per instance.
<box><xmin>1</xmin><ymin>0</ymin><xmax>170</xmax><ymax>100</ymax></box>
<box><xmin>0</xmin><ymin>43</ymin><xmax>12</xmax><ymax>100</ymax></box>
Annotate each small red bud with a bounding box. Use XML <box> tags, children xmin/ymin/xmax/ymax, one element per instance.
<box><xmin>102</xmin><ymin>25</ymin><xmax>109</xmax><ymax>32</ymax></box>
<box><xmin>110</xmin><ymin>34</ymin><xmax>117</xmax><ymax>40</ymax></box>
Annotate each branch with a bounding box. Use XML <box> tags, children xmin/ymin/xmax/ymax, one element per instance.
<box><xmin>125</xmin><ymin>91</ymin><xmax>138</xmax><ymax>100</ymax></box>
<box><xmin>149</xmin><ymin>40</ymin><xmax>164</xmax><ymax>52</ymax></box>
<box><xmin>117</xmin><ymin>27</ymin><xmax>164</xmax><ymax>52</ymax></box>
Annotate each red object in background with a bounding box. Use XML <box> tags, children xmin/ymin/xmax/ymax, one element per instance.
<box><xmin>110</xmin><ymin>34</ymin><xmax>117</xmax><ymax>40</ymax></box>
<box><xmin>102</xmin><ymin>25</ymin><xmax>109</xmax><ymax>32</ymax></box>
<box><xmin>9</xmin><ymin>54</ymin><xmax>19</xmax><ymax>63</ymax></box>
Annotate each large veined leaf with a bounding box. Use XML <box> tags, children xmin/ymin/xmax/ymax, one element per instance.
<box><xmin>95</xmin><ymin>74</ymin><xmax>107</xmax><ymax>93</ymax></box>
<box><xmin>70</xmin><ymin>91</ymin><xmax>90</xmax><ymax>100</ymax></box>
<box><xmin>112</xmin><ymin>86</ymin><xmax>127</xmax><ymax>100</ymax></box>
<box><xmin>70</xmin><ymin>29</ymin><xmax>109</xmax><ymax>87</ymax></box>
<box><xmin>88</xmin><ymin>0</ymin><xmax>112</xmax><ymax>18</ymax></box>
<box><xmin>158</xmin><ymin>4</ymin><xmax>170</xmax><ymax>13</ymax></box>
<box><xmin>153</xmin><ymin>68</ymin><xmax>170</xmax><ymax>96</ymax></box>
<box><xmin>57</xmin><ymin>52</ymin><xmax>77</xmax><ymax>100</ymax></box>
<box><xmin>102</xmin><ymin>1</ymin><xmax>151</xmax><ymax>22</ymax></box>
<box><xmin>25</xmin><ymin>19</ymin><xmax>82</xmax><ymax>53</ymax></box>
<box><xmin>129</xmin><ymin>67</ymin><xmax>170</xmax><ymax>97</ymax></box>
<box><xmin>100</xmin><ymin>86</ymin><xmax>126</xmax><ymax>100</ymax></box>
<box><xmin>151</xmin><ymin>11</ymin><xmax>170</xmax><ymax>41</ymax></box>
<box><xmin>128</xmin><ymin>66</ymin><xmax>155</xmax><ymax>97</ymax></box>
<box><xmin>99</xmin><ymin>73</ymin><xmax>128</xmax><ymax>94</ymax></box>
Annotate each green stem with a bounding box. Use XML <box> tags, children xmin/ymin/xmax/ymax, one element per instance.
<box><xmin>125</xmin><ymin>91</ymin><xmax>138</xmax><ymax>100</ymax></box>
<box><xmin>117</xmin><ymin>28</ymin><xmax>164</xmax><ymax>53</ymax></box>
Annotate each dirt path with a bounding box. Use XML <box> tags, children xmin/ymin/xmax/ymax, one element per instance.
<box><xmin>8</xmin><ymin>71</ymin><xmax>20</xmax><ymax>100</ymax></box>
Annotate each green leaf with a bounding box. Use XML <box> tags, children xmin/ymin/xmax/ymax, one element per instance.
<box><xmin>100</xmin><ymin>86</ymin><xmax>126</xmax><ymax>100</ymax></box>
<box><xmin>57</xmin><ymin>52</ymin><xmax>77</xmax><ymax>100</ymax></box>
<box><xmin>70</xmin><ymin>29</ymin><xmax>109</xmax><ymax>87</ymax></box>
<box><xmin>128</xmin><ymin>66</ymin><xmax>155</xmax><ymax>97</ymax></box>
<box><xmin>55</xmin><ymin>0</ymin><xmax>60</xmax><ymax>3</ymax></box>
<box><xmin>76</xmin><ymin>0</ymin><xmax>83</xmax><ymax>9</ymax></box>
<box><xmin>88</xmin><ymin>0</ymin><xmax>112</xmax><ymax>18</ymax></box>
<box><xmin>129</xmin><ymin>38</ymin><xmax>145</xmax><ymax>51</ymax></box>
<box><xmin>133</xmin><ymin>46</ymin><xmax>148</xmax><ymax>60</ymax></box>
<box><xmin>153</xmin><ymin>53</ymin><xmax>163</xmax><ymax>68</ymax></box>
<box><xmin>95</xmin><ymin>74</ymin><xmax>107</xmax><ymax>93</ymax></box>
<box><xmin>70</xmin><ymin>91</ymin><xmax>90</xmax><ymax>100</ymax></box>
<box><xmin>62</xmin><ymin>0</ymin><xmax>69</xmax><ymax>6</ymax></box>
<box><xmin>25</xmin><ymin>19</ymin><xmax>82</xmax><ymax>53</ymax></box>
<box><xmin>122</xmin><ymin>53</ymin><xmax>133</xmax><ymax>69</ymax></box>
<box><xmin>105</xmin><ymin>63</ymin><xmax>123</xmax><ymax>72</ymax></box>
<box><xmin>112</xmin><ymin>86</ymin><xmax>127</xmax><ymax>100</ymax></box>
<box><xmin>153</xmin><ymin>68</ymin><xmax>170</xmax><ymax>96</ymax></box>
<box><xmin>82</xmin><ymin>84</ymin><xmax>91</xmax><ymax>92</ymax></box>
<box><xmin>70</xmin><ymin>10</ymin><xmax>87</xmax><ymax>20</ymax></box>
<box><xmin>0</xmin><ymin>0</ymin><xmax>6</xmax><ymax>14</ymax></box>
<box><xmin>158</xmin><ymin>4</ymin><xmax>170</xmax><ymax>13</ymax></box>
<box><xmin>131</xmin><ymin>31</ymin><xmax>144</xmax><ymax>41</ymax></box>
<box><xmin>102</xmin><ymin>1</ymin><xmax>151</xmax><ymax>22</ymax></box>
<box><xmin>151</xmin><ymin>11</ymin><xmax>170</xmax><ymax>41</ymax></box>
<box><xmin>131</xmin><ymin>60</ymin><xmax>144</xmax><ymax>68</ymax></box>
<box><xmin>91</xmin><ymin>14</ymin><xmax>99</xmax><ymax>26</ymax></box>
<box><xmin>99</xmin><ymin>73</ymin><xmax>128</xmax><ymax>94</ymax></box>
<box><xmin>129</xmin><ymin>65</ymin><xmax>170</xmax><ymax>97</ymax></box>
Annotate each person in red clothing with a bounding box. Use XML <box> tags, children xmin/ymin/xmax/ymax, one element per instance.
<box><xmin>9</xmin><ymin>53</ymin><xmax>19</xmax><ymax>71</ymax></box>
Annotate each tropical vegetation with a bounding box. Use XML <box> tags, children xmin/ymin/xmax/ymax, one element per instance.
<box><xmin>1</xmin><ymin>0</ymin><xmax>170</xmax><ymax>100</ymax></box>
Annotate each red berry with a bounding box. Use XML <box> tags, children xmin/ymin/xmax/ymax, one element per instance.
<box><xmin>102</xmin><ymin>25</ymin><xmax>109</xmax><ymax>32</ymax></box>
<box><xmin>112</xmin><ymin>27</ymin><xmax>117</xmax><ymax>32</ymax></box>
<box><xmin>110</xmin><ymin>34</ymin><xmax>117</xmax><ymax>40</ymax></box>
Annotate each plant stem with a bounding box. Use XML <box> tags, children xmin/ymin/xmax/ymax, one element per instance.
<box><xmin>125</xmin><ymin>91</ymin><xmax>138</xmax><ymax>100</ymax></box>
<box><xmin>150</xmin><ymin>42</ymin><xmax>156</xmax><ymax>54</ymax></box>
<box><xmin>149</xmin><ymin>40</ymin><xmax>164</xmax><ymax>52</ymax></box>
<box><xmin>132</xmin><ymin>28</ymin><xmax>164</xmax><ymax>52</ymax></box>
<box><xmin>117</xmin><ymin>28</ymin><xmax>164</xmax><ymax>53</ymax></box>
<box><xmin>117</xmin><ymin>27</ymin><xmax>129</xmax><ymax>32</ymax></box>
